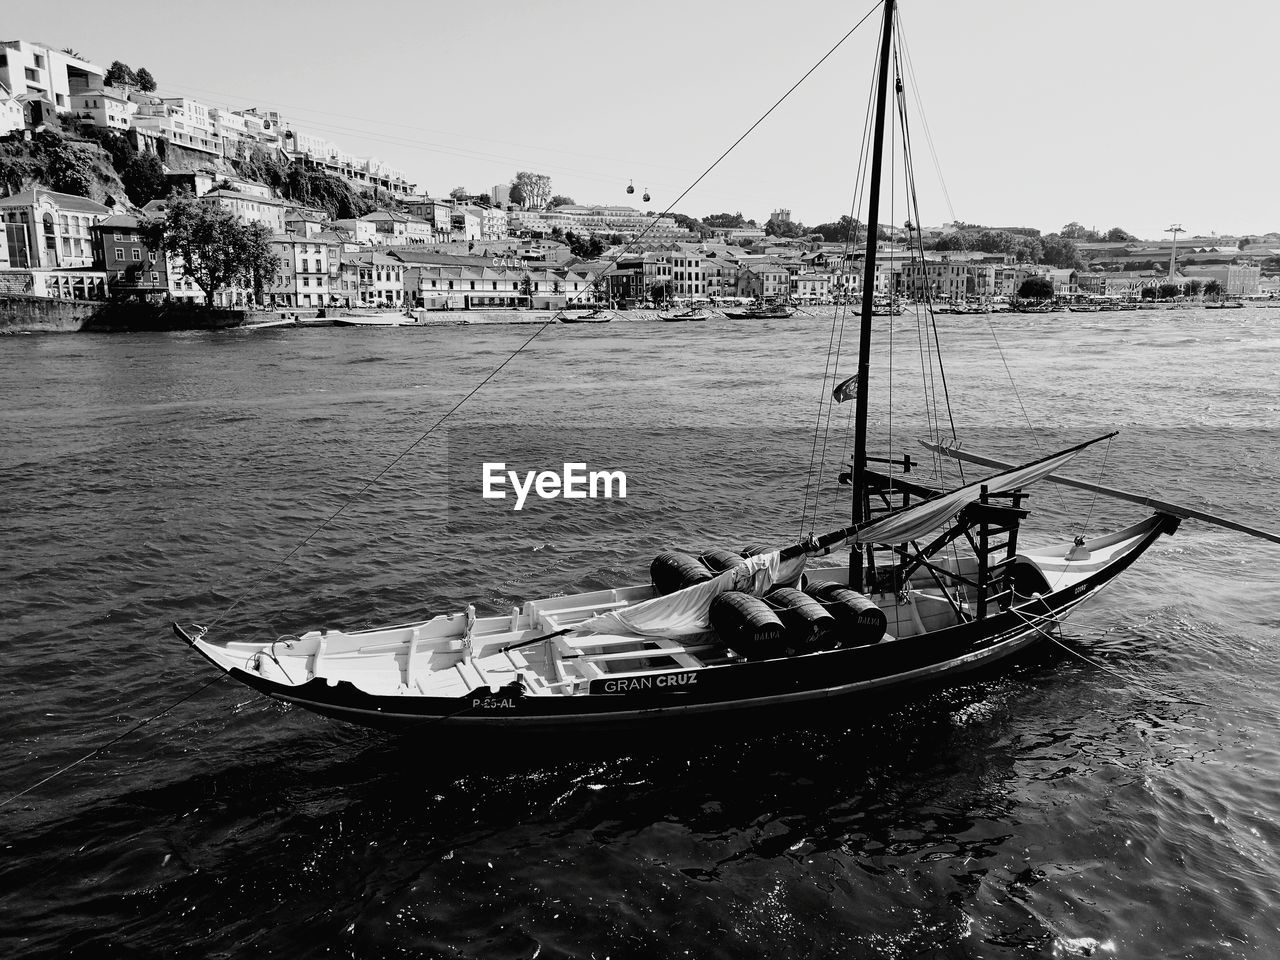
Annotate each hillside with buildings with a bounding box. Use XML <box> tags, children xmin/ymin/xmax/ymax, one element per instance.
<box><xmin>2</xmin><ymin>37</ymin><xmax>1277</xmax><ymax>313</ymax></box>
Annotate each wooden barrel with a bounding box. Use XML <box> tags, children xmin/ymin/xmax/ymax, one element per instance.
<box><xmin>650</xmin><ymin>551</ymin><xmax>714</xmax><ymax>596</ymax></box>
<box><xmin>700</xmin><ymin>548</ymin><xmax>747</xmax><ymax>572</ymax></box>
<box><xmin>766</xmin><ymin>586</ymin><xmax>837</xmax><ymax>651</ymax></box>
<box><xmin>804</xmin><ymin>581</ymin><xmax>887</xmax><ymax>646</ymax></box>
<box><xmin>709</xmin><ymin>592</ymin><xmax>786</xmax><ymax>660</ymax></box>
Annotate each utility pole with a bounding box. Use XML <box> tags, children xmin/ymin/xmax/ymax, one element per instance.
<box><xmin>1166</xmin><ymin>223</ymin><xmax>1183</xmax><ymax>278</ymax></box>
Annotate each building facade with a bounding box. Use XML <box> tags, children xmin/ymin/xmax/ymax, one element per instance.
<box><xmin>0</xmin><ymin>187</ymin><xmax>111</xmax><ymax>270</ymax></box>
<box><xmin>91</xmin><ymin>213</ymin><xmax>168</xmax><ymax>299</ymax></box>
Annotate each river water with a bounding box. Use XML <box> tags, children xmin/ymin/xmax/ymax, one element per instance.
<box><xmin>2</xmin><ymin>307</ymin><xmax>1278</xmax><ymax>958</ymax></box>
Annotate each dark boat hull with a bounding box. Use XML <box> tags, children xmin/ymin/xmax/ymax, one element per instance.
<box><xmin>178</xmin><ymin>514</ymin><xmax>1175</xmax><ymax>734</ymax></box>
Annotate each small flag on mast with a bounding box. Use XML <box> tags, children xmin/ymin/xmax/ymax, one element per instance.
<box><xmin>832</xmin><ymin>373</ymin><xmax>859</xmax><ymax>403</ymax></box>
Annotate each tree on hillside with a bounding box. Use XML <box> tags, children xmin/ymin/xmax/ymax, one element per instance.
<box><xmin>1018</xmin><ymin>275</ymin><xmax>1055</xmax><ymax>299</ymax></box>
<box><xmin>149</xmin><ymin>197</ymin><xmax>281</xmax><ymax>307</ymax></box>
<box><xmin>508</xmin><ymin>182</ymin><xmax>526</xmax><ymax>208</ymax></box>
<box><xmin>549</xmin><ymin>195</ymin><xmax>575</xmax><ymax>207</ymax></box>
<box><xmin>135</xmin><ymin>67</ymin><xmax>157</xmax><ymax>92</ymax></box>
<box><xmin>1060</xmin><ymin>221</ymin><xmax>1100</xmax><ymax>242</ymax></box>
<box><xmin>1039</xmin><ymin>233</ymin><xmax>1084</xmax><ymax>270</ymax></box>
<box><xmin>512</xmin><ymin>171</ymin><xmax>551</xmax><ymax>210</ymax></box>
<box><xmin>672</xmin><ymin>213</ymin><xmax>711</xmax><ymax>238</ymax></box>
<box><xmin>105</xmin><ymin>61</ymin><xmax>136</xmax><ymax>86</ymax></box>
<box><xmin>1238</xmin><ymin>236</ymin><xmax>1252</xmax><ymax>250</ymax></box>
<box><xmin>765</xmin><ymin>218</ymin><xmax>805</xmax><ymax>239</ymax></box>
<box><xmin>811</xmin><ymin>215</ymin><xmax>861</xmax><ymax>243</ymax></box>
<box><xmin>1103</xmin><ymin>226</ymin><xmax>1136</xmax><ymax>242</ymax></box>
<box><xmin>703</xmin><ymin>212</ymin><xmax>747</xmax><ymax>229</ymax></box>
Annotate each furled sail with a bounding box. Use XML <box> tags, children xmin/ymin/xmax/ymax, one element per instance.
<box><xmin>575</xmin><ymin>549</ymin><xmax>807</xmax><ymax>638</ymax></box>
<box><xmin>849</xmin><ymin>433</ymin><xmax>1116</xmax><ymax>547</ymax></box>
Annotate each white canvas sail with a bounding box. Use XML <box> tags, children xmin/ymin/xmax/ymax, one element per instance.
<box><xmin>575</xmin><ymin>549</ymin><xmax>807</xmax><ymax>638</ymax></box>
<box><xmin>849</xmin><ymin>435</ymin><xmax>1113</xmax><ymax>547</ymax></box>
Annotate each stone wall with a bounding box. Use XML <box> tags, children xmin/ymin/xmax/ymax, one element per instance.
<box><xmin>0</xmin><ymin>294</ymin><xmax>99</xmax><ymax>333</ymax></box>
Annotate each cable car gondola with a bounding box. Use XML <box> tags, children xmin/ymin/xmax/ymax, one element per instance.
<box><xmin>642</xmin><ymin>188</ymin><xmax>651</xmax><ymax>202</ymax></box>
<box><xmin>626</xmin><ymin>179</ymin><xmax>635</xmax><ymax>195</ymax></box>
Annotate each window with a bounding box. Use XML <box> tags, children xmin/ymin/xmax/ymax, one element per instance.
<box><xmin>132</xmin><ymin>249</ymin><xmax>142</xmax><ymax>261</ymax></box>
<box><xmin>34</xmin><ymin>54</ymin><xmax>45</xmax><ymax>68</ymax></box>
<box><xmin>151</xmin><ymin>272</ymin><xmax>159</xmax><ymax>284</ymax></box>
<box><xmin>149</xmin><ymin>252</ymin><xmax>156</xmax><ymax>263</ymax></box>
<box><xmin>115</xmin><ymin>247</ymin><xmax>124</xmax><ymax>260</ymax></box>
<box><xmin>114</xmin><ymin>231</ymin><xmax>123</xmax><ymax>241</ymax></box>
<box><xmin>302</xmin><ymin>277</ymin><xmax>310</xmax><ymax>286</ymax></box>
<box><xmin>25</xmin><ymin>68</ymin><xmax>39</xmax><ymax>82</ymax></box>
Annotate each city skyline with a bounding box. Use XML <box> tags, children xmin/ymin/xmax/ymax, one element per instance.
<box><xmin>6</xmin><ymin>0</ymin><xmax>1278</xmax><ymax>240</ymax></box>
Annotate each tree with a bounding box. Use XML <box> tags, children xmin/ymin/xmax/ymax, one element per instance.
<box><xmin>119</xmin><ymin>150</ymin><xmax>168</xmax><ymax>205</ymax></box>
<box><xmin>1157</xmin><ymin>283</ymin><xmax>1181</xmax><ymax>300</ymax></box>
<box><xmin>1060</xmin><ymin>221</ymin><xmax>1100</xmax><ymax>242</ymax></box>
<box><xmin>150</xmin><ymin>196</ymin><xmax>281</xmax><ymax>307</ymax></box>
<box><xmin>649</xmin><ymin>280</ymin><xmax>672</xmax><ymax>305</ymax></box>
<box><xmin>449</xmin><ymin>186</ymin><xmax>468</xmax><ymax>200</ymax></box>
<box><xmin>135</xmin><ymin>67</ymin><xmax>157</xmax><ymax>92</ymax></box>
<box><xmin>1103</xmin><ymin>227</ymin><xmax>1136</xmax><ymax>242</ymax></box>
<box><xmin>1039</xmin><ymin>233</ymin><xmax>1084</xmax><ymax>270</ymax></box>
<box><xmin>586</xmin><ymin>235</ymin><xmax>606</xmax><ymax>258</ymax></box>
<box><xmin>1203</xmin><ymin>279</ymin><xmax>1223</xmax><ymax>299</ymax></box>
<box><xmin>105</xmin><ymin>60</ymin><xmax>136</xmax><ymax>87</ymax></box>
<box><xmin>512</xmin><ymin>171</ymin><xmax>551</xmax><ymax>210</ymax></box>
<box><xmin>672</xmin><ymin>213</ymin><xmax>711</xmax><ymax>238</ymax></box>
<box><xmin>1185</xmin><ymin>279</ymin><xmax>1203</xmax><ymax>296</ymax></box>
<box><xmin>810</xmin><ymin>215</ymin><xmax>861</xmax><ymax>243</ymax></box>
<box><xmin>508</xmin><ymin>182</ymin><xmax>526</xmax><ymax>208</ymax></box>
<box><xmin>703</xmin><ymin>212</ymin><xmax>747</xmax><ymax>229</ymax></box>
<box><xmin>1018</xmin><ymin>275</ymin><xmax>1054</xmax><ymax>300</ymax></box>
<box><xmin>549</xmin><ymin>195</ymin><xmax>575</xmax><ymax>207</ymax></box>
<box><xmin>1238</xmin><ymin>236</ymin><xmax>1252</xmax><ymax>251</ymax></box>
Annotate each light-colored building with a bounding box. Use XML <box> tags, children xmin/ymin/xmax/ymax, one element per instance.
<box><xmin>1182</xmin><ymin>263</ymin><xmax>1261</xmax><ymax>296</ymax></box>
<box><xmin>200</xmin><ymin>189</ymin><xmax>291</xmax><ymax>234</ymax></box>
<box><xmin>341</xmin><ymin>251</ymin><xmax>405</xmax><ymax>306</ymax></box>
<box><xmin>268</xmin><ymin>231</ymin><xmax>344</xmax><ymax>309</ymax></box>
<box><xmin>791</xmin><ymin>272</ymin><xmax>832</xmax><ymax>302</ymax></box>
<box><xmin>0</xmin><ymin>79</ymin><xmax>23</xmax><ymax>135</ymax></box>
<box><xmin>0</xmin><ymin>40</ymin><xmax>104</xmax><ymax>112</ymax></box>
<box><xmin>899</xmin><ymin>257</ymin><xmax>997</xmax><ymax>300</ymax></box>
<box><xmin>130</xmin><ymin>93</ymin><xmax>221</xmax><ymax>156</ymax></box>
<box><xmin>68</xmin><ymin>86</ymin><xmax>135</xmax><ymax>130</ymax></box>
<box><xmin>361</xmin><ymin>210</ymin><xmax>434</xmax><ymax>246</ymax></box>
<box><xmin>737</xmin><ymin>259</ymin><xmax>791</xmax><ymax>300</ymax></box>
<box><xmin>0</xmin><ymin>187</ymin><xmax>111</xmax><ymax>270</ymax></box>
<box><xmin>331</xmin><ymin>218</ymin><xmax>379</xmax><ymax>246</ymax></box>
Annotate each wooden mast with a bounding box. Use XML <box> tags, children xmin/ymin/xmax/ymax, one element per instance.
<box><xmin>850</xmin><ymin>0</ymin><xmax>897</xmax><ymax>591</ymax></box>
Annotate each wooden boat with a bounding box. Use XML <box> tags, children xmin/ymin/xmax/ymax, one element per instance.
<box><xmin>332</xmin><ymin>311</ymin><xmax>415</xmax><ymax>327</ymax></box>
<box><xmin>558</xmin><ymin>308</ymin><xmax>612</xmax><ymax>324</ymax></box>
<box><xmin>176</xmin><ymin>0</ymin><xmax>1276</xmax><ymax>735</ymax></box>
<box><xmin>660</xmin><ymin>308</ymin><xmax>709</xmax><ymax>322</ymax></box>
<box><xmin>723</xmin><ymin>303</ymin><xmax>794</xmax><ymax>319</ymax></box>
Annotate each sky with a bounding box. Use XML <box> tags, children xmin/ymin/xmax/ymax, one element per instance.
<box><xmin>11</xmin><ymin>0</ymin><xmax>1279</xmax><ymax>241</ymax></box>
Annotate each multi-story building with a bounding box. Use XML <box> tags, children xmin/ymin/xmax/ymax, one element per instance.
<box><xmin>737</xmin><ymin>259</ymin><xmax>791</xmax><ymax>300</ymax></box>
<box><xmin>68</xmin><ymin>86</ymin><xmax>134</xmax><ymax>130</ymax></box>
<box><xmin>130</xmin><ymin>94</ymin><xmax>221</xmax><ymax>157</ymax></box>
<box><xmin>360</xmin><ymin>210</ymin><xmax>434</xmax><ymax>246</ymax></box>
<box><xmin>340</xmin><ymin>251</ymin><xmax>405</xmax><ymax>306</ymax></box>
<box><xmin>0</xmin><ymin>40</ymin><xmax>104</xmax><ymax>112</ymax></box>
<box><xmin>0</xmin><ymin>79</ymin><xmax>24</xmax><ymax>135</ymax></box>
<box><xmin>791</xmin><ymin>273</ymin><xmax>832</xmax><ymax>302</ymax></box>
<box><xmin>1182</xmin><ymin>263</ymin><xmax>1262</xmax><ymax>296</ymax></box>
<box><xmin>899</xmin><ymin>257</ymin><xmax>997</xmax><ymax>301</ymax></box>
<box><xmin>91</xmin><ymin>213</ymin><xmax>168</xmax><ymax>300</ymax></box>
<box><xmin>0</xmin><ymin>187</ymin><xmax>111</xmax><ymax>269</ymax></box>
<box><xmin>478</xmin><ymin>206</ymin><xmax>507</xmax><ymax>241</ymax></box>
<box><xmin>268</xmin><ymin>231</ymin><xmax>344</xmax><ymax>308</ymax></box>
<box><xmin>200</xmin><ymin>188</ymin><xmax>291</xmax><ymax>234</ymax></box>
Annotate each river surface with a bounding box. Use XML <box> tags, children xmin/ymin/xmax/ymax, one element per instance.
<box><xmin>2</xmin><ymin>307</ymin><xmax>1279</xmax><ymax>959</ymax></box>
